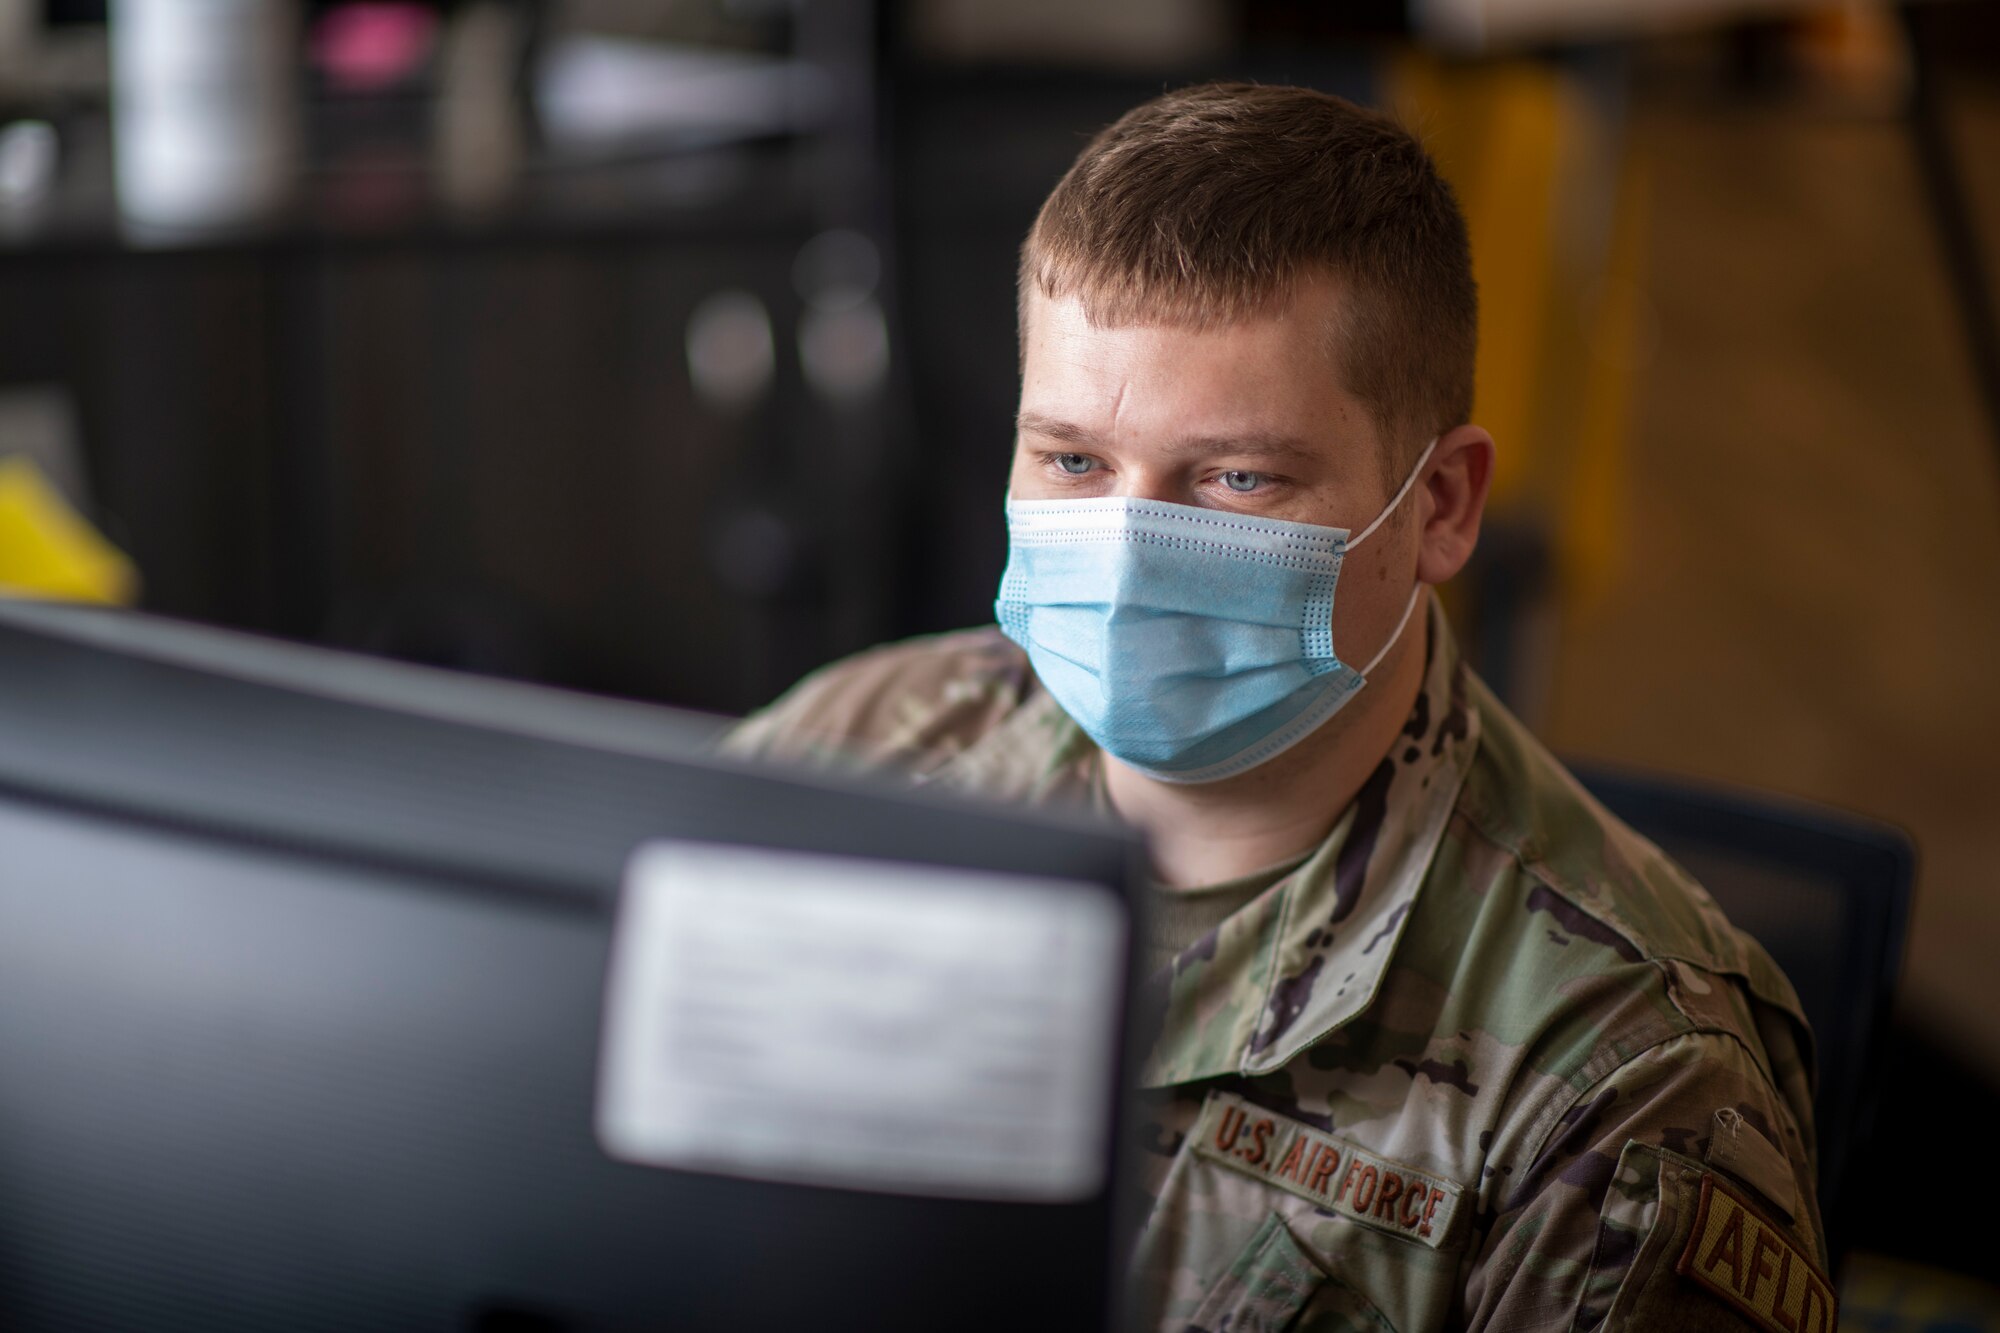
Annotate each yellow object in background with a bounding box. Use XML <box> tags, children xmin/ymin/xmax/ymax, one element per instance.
<box><xmin>1389</xmin><ymin>54</ymin><xmax>1567</xmax><ymax>509</ymax></box>
<box><xmin>1385</xmin><ymin>49</ymin><xmax>1648</xmax><ymax>612</ymax></box>
<box><xmin>0</xmin><ymin>454</ymin><xmax>138</xmax><ymax>605</ymax></box>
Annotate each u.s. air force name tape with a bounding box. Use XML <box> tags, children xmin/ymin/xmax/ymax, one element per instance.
<box><xmin>1191</xmin><ymin>1092</ymin><xmax>1465</xmax><ymax>1248</ymax></box>
<box><xmin>1676</xmin><ymin>1173</ymin><xmax>1837</xmax><ymax>1333</ymax></box>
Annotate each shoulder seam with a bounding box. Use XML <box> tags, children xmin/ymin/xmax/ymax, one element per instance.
<box><xmin>1456</xmin><ymin>789</ymin><xmax>1770</xmax><ymax>992</ymax></box>
<box><xmin>1515</xmin><ymin>1024</ymin><xmax>1682</xmax><ymax>1196</ymax></box>
<box><xmin>1453</xmin><ymin>806</ymin><xmax>1655</xmax><ymax>970</ymax></box>
<box><xmin>1514</xmin><ymin>1025</ymin><xmax>1788</xmax><ymax>1206</ymax></box>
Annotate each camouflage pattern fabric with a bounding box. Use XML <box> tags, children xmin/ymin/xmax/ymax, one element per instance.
<box><xmin>723</xmin><ymin>598</ymin><xmax>1826</xmax><ymax>1332</ymax></box>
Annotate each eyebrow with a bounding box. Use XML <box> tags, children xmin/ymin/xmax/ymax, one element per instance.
<box><xmin>1014</xmin><ymin>412</ymin><xmax>1319</xmax><ymax>462</ymax></box>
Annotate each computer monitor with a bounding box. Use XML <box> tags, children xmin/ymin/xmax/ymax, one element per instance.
<box><xmin>0</xmin><ymin>599</ymin><xmax>1142</xmax><ymax>1333</ymax></box>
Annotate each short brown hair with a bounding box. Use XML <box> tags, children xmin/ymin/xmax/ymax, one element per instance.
<box><xmin>1021</xmin><ymin>82</ymin><xmax>1476</xmax><ymax>470</ymax></box>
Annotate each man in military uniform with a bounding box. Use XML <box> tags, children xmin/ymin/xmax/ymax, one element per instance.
<box><xmin>726</xmin><ymin>83</ymin><xmax>1830</xmax><ymax>1332</ymax></box>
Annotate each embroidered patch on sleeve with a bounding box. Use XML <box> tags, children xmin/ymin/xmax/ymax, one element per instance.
<box><xmin>1676</xmin><ymin>1172</ymin><xmax>1837</xmax><ymax>1333</ymax></box>
<box><xmin>1189</xmin><ymin>1091</ymin><xmax>1464</xmax><ymax>1250</ymax></box>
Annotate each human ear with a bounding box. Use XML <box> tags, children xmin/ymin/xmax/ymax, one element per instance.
<box><xmin>1413</xmin><ymin>424</ymin><xmax>1494</xmax><ymax>585</ymax></box>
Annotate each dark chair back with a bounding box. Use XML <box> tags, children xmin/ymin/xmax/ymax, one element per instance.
<box><xmin>1569</xmin><ymin>762</ymin><xmax>1914</xmax><ymax>1275</ymax></box>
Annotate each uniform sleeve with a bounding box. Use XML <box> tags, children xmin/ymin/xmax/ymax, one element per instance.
<box><xmin>718</xmin><ymin>628</ymin><xmax>1033</xmax><ymax>777</ymax></box>
<box><xmin>1465</xmin><ymin>1029</ymin><xmax>1833</xmax><ymax>1332</ymax></box>
<box><xmin>718</xmin><ymin>652</ymin><xmax>886</xmax><ymax>771</ymax></box>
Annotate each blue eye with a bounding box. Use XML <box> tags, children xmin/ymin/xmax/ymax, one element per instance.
<box><xmin>1222</xmin><ymin>470</ymin><xmax>1261</xmax><ymax>493</ymax></box>
<box><xmin>1055</xmin><ymin>454</ymin><xmax>1094</xmax><ymax>476</ymax></box>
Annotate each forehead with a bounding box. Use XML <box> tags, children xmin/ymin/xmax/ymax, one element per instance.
<box><xmin>1017</xmin><ymin>279</ymin><xmax>1383</xmax><ymax>474</ymax></box>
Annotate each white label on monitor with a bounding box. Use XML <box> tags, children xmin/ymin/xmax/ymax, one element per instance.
<box><xmin>596</xmin><ymin>839</ymin><xmax>1128</xmax><ymax>1202</ymax></box>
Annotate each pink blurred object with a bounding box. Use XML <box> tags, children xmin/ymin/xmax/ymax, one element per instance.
<box><xmin>312</xmin><ymin>2</ymin><xmax>440</xmax><ymax>93</ymax></box>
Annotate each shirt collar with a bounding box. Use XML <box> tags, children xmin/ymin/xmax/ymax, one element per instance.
<box><xmin>930</xmin><ymin>596</ymin><xmax>1482</xmax><ymax>1087</ymax></box>
<box><xmin>1143</xmin><ymin>597</ymin><xmax>1482</xmax><ymax>1085</ymax></box>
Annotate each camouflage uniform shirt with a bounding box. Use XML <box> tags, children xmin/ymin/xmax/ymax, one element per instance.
<box><xmin>724</xmin><ymin>600</ymin><xmax>1832</xmax><ymax>1332</ymax></box>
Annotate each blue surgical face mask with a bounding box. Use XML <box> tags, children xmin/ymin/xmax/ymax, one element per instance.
<box><xmin>995</xmin><ymin>440</ymin><xmax>1435</xmax><ymax>784</ymax></box>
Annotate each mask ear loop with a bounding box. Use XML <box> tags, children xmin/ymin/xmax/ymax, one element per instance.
<box><xmin>1341</xmin><ymin>436</ymin><xmax>1438</xmax><ymax>678</ymax></box>
<box><xmin>1359</xmin><ymin>582</ymin><xmax>1426</xmax><ymax>678</ymax></box>
<box><xmin>1345</xmin><ymin>437</ymin><xmax>1438</xmax><ymax>552</ymax></box>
